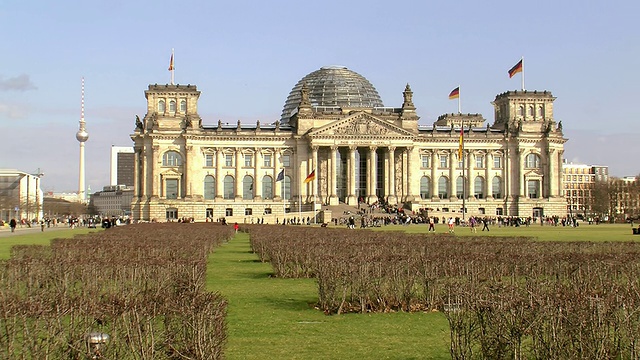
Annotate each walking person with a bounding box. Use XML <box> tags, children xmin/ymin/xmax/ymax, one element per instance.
<box><xmin>9</xmin><ymin>218</ymin><xmax>17</xmax><ymax>233</ymax></box>
<box><xmin>448</xmin><ymin>217</ymin><xmax>455</xmax><ymax>233</ymax></box>
<box><xmin>469</xmin><ymin>217</ymin><xmax>477</xmax><ymax>233</ymax></box>
<box><xmin>428</xmin><ymin>217</ymin><xmax>435</xmax><ymax>232</ymax></box>
<box><xmin>233</xmin><ymin>222</ymin><xmax>239</xmax><ymax>233</ymax></box>
<box><xmin>482</xmin><ymin>217</ymin><xmax>490</xmax><ymax>231</ymax></box>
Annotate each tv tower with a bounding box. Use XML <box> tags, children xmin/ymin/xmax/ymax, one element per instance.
<box><xmin>76</xmin><ymin>77</ymin><xmax>89</xmax><ymax>203</ymax></box>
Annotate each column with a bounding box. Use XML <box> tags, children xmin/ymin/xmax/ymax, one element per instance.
<box><xmin>308</xmin><ymin>146</ymin><xmax>318</xmax><ymax>203</ymax></box>
<box><xmin>347</xmin><ymin>146</ymin><xmax>357</xmax><ymax>206</ymax></box>
<box><xmin>547</xmin><ymin>148</ymin><xmax>555</xmax><ymax>197</ymax></box>
<box><xmin>215</xmin><ymin>148</ymin><xmax>224</xmax><ymax>200</ymax></box>
<box><xmin>467</xmin><ymin>151</ymin><xmax>473</xmax><ymax>199</ymax></box>
<box><xmin>449</xmin><ymin>150</ymin><xmax>455</xmax><ymax>199</ymax></box>
<box><xmin>274</xmin><ymin>149</ymin><xmax>282</xmax><ymax>200</ymax></box>
<box><xmin>184</xmin><ymin>145</ymin><xmax>191</xmax><ymax>198</ymax></box>
<box><xmin>254</xmin><ymin>149</ymin><xmax>262</xmax><ymax>200</ymax></box>
<box><xmin>518</xmin><ymin>148</ymin><xmax>525</xmax><ymax>198</ymax></box>
<box><xmin>329</xmin><ymin>146</ymin><xmax>338</xmax><ymax>205</ymax></box>
<box><xmin>430</xmin><ymin>151</ymin><xmax>437</xmax><ymax>199</ymax></box>
<box><xmin>133</xmin><ymin>147</ymin><xmax>141</xmax><ymax>198</ymax></box>
<box><xmin>151</xmin><ymin>145</ymin><xmax>159</xmax><ymax>197</ymax></box>
<box><xmin>388</xmin><ymin>147</ymin><xmax>397</xmax><ymax>204</ymax></box>
<box><xmin>235</xmin><ymin>148</ymin><xmax>243</xmax><ymax>200</ymax></box>
<box><xmin>406</xmin><ymin>147</ymin><xmax>414</xmax><ymax>201</ymax></box>
<box><xmin>368</xmin><ymin>146</ymin><xmax>378</xmax><ymax>203</ymax></box>
<box><xmin>485</xmin><ymin>152</ymin><xmax>493</xmax><ymax>199</ymax></box>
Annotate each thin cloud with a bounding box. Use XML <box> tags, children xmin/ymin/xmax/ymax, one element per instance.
<box><xmin>0</xmin><ymin>103</ymin><xmax>28</xmax><ymax>119</ymax></box>
<box><xmin>0</xmin><ymin>74</ymin><xmax>37</xmax><ymax>91</ymax></box>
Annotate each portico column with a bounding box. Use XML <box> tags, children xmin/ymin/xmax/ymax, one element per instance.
<box><xmin>235</xmin><ymin>148</ymin><xmax>243</xmax><ymax>200</ymax></box>
<box><xmin>134</xmin><ymin>147</ymin><xmax>141</xmax><ymax>198</ymax></box>
<box><xmin>309</xmin><ymin>146</ymin><xmax>318</xmax><ymax>203</ymax></box>
<box><xmin>184</xmin><ymin>146</ymin><xmax>192</xmax><ymax>198</ymax></box>
<box><xmin>387</xmin><ymin>146</ymin><xmax>397</xmax><ymax>204</ymax></box>
<box><xmin>547</xmin><ymin>148</ymin><xmax>555</xmax><ymax>197</ymax></box>
<box><xmin>329</xmin><ymin>146</ymin><xmax>338</xmax><ymax>205</ymax></box>
<box><xmin>485</xmin><ymin>152</ymin><xmax>493</xmax><ymax>199</ymax></box>
<box><xmin>406</xmin><ymin>147</ymin><xmax>414</xmax><ymax>201</ymax></box>
<box><xmin>347</xmin><ymin>146</ymin><xmax>357</xmax><ymax>206</ymax></box>
<box><xmin>368</xmin><ymin>146</ymin><xmax>378</xmax><ymax>203</ymax></box>
<box><xmin>215</xmin><ymin>148</ymin><xmax>223</xmax><ymax>200</ymax></box>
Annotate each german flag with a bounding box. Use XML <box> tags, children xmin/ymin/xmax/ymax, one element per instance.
<box><xmin>168</xmin><ymin>53</ymin><xmax>175</xmax><ymax>71</ymax></box>
<box><xmin>448</xmin><ymin>87</ymin><xmax>460</xmax><ymax>99</ymax></box>
<box><xmin>304</xmin><ymin>169</ymin><xmax>316</xmax><ymax>184</ymax></box>
<box><xmin>508</xmin><ymin>59</ymin><xmax>523</xmax><ymax>78</ymax></box>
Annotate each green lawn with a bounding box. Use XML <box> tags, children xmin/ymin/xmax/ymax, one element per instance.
<box><xmin>206</xmin><ymin>232</ymin><xmax>450</xmax><ymax>360</ymax></box>
<box><xmin>0</xmin><ymin>228</ymin><xmax>100</xmax><ymax>259</ymax></box>
<box><xmin>387</xmin><ymin>222</ymin><xmax>637</xmax><ymax>242</ymax></box>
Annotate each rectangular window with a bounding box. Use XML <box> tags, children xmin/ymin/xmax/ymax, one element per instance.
<box><xmin>493</xmin><ymin>156</ymin><xmax>503</xmax><ymax>169</ymax></box>
<box><xmin>205</xmin><ymin>154</ymin><xmax>214</xmax><ymax>167</ymax></box>
<box><xmin>439</xmin><ymin>155</ymin><xmax>448</xmax><ymax>168</ymax></box>
<box><xmin>245</xmin><ymin>208</ymin><xmax>253</xmax><ymax>216</ymax></box>
<box><xmin>264</xmin><ymin>154</ymin><xmax>272</xmax><ymax>167</ymax></box>
<box><xmin>496</xmin><ymin>208</ymin><xmax>503</xmax><ymax>216</ymax></box>
<box><xmin>166</xmin><ymin>179</ymin><xmax>179</xmax><ymax>199</ymax></box>
<box><xmin>225</xmin><ymin>208</ymin><xmax>233</xmax><ymax>217</ymax></box>
<box><xmin>264</xmin><ymin>208</ymin><xmax>272</xmax><ymax>214</ymax></box>
<box><xmin>283</xmin><ymin>154</ymin><xmax>291</xmax><ymax>167</ymax></box>
<box><xmin>421</xmin><ymin>155</ymin><xmax>430</xmax><ymax>168</ymax></box>
<box><xmin>244</xmin><ymin>155</ymin><xmax>252</xmax><ymax>167</ymax></box>
<box><xmin>527</xmin><ymin>180</ymin><xmax>540</xmax><ymax>199</ymax></box>
<box><xmin>225</xmin><ymin>155</ymin><xmax>233</xmax><ymax>167</ymax></box>
<box><xmin>458</xmin><ymin>159</ymin><xmax>464</xmax><ymax>169</ymax></box>
<box><xmin>475</xmin><ymin>155</ymin><xmax>484</xmax><ymax>168</ymax></box>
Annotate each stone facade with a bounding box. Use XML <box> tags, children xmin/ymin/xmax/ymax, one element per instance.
<box><xmin>130</xmin><ymin>69</ymin><xmax>567</xmax><ymax>222</ymax></box>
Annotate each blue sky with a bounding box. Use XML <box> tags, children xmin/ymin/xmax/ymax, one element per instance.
<box><xmin>1</xmin><ymin>0</ymin><xmax>638</xmax><ymax>192</ymax></box>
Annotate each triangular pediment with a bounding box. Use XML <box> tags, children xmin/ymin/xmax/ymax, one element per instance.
<box><xmin>160</xmin><ymin>168</ymin><xmax>183</xmax><ymax>177</ymax></box>
<box><xmin>308</xmin><ymin>113</ymin><xmax>414</xmax><ymax>138</ymax></box>
<box><xmin>523</xmin><ymin>169</ymin><xmax>543</xmax><ymax>177</ymax></box>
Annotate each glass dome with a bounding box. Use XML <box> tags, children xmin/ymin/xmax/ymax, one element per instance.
<box><xmin>280</xmin><ymin>66</ymin><xmax>384</xmax><ymax>122</ymax></box>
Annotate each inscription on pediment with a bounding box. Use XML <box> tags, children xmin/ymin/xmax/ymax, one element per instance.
<box><xmin>333</xmin><ymin>119</ymin><xmax>389</xmax><ymax>135</ymax></box>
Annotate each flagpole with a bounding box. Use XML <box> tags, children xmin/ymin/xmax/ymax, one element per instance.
<box><xmin>457</xmin><ymin>85</ymin><xmax>461</xmax><ymax>114</ymax></box>
<box><xmin>521</xmin><ymin>56</ymin><xmax>525</xmax><ymax>91</ymax></box>
<box><xmin>462</xmin><ymin>121</ymin><xmax>466</xmax><ymax>221</ymax></box>
<box><xmin>170</xmin><ymin>48</ymin><xmax>175</xmax><ymax>85</ymax></box>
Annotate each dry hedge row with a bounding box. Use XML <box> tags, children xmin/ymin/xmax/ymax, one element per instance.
<box><xmin>0</xmin><ymin>223</ymin><xmax>233</xmax><ymax>359</ymax></box>
<box><xmin>247</xmin><ymin>225</ymin><xmax>640</xmax><ymax>360</ymax></box>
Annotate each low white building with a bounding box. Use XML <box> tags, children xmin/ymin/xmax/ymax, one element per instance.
<box><xmin>0</xmin><ymin>169</ymin><xmax>44</xmax><ymax>222</ymax></box>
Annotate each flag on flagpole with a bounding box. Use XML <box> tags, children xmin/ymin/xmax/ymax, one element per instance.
<box><xmin>448</xmin><ymin>87</ymin><xmax>460</xmax><ymax>99</ymax></box>
<box><xmin>275</xmin><ymin>169</ymin><xmax>285</xmax><ymax>182</ymax></box>
<box><xmin>304</xmin><ymin>169</ymin><xmax>316</xmax><ymax>184</ymax></box>
<box><xmin>508</xmin><ymin>59</ymin><xmax>523</xmax><ymax>78</ymax></box>
<box><xmin>458</xmin><ymin>126</ymin><xmax>464</xmax><ymax>159</ymax></box>
<box><xmin>168</xmin><ymin>53</ymin><xmax>175</xmax><ymax>71</ymax></box>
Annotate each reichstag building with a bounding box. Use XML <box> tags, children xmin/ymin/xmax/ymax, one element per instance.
<box><xmin>130</xmin><ymin>66</ymin><xmax>566</xmax><ymax>222</ymax></box>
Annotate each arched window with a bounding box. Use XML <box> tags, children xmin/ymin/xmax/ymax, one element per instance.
<box><xmin>528</xmin><ymin>106</ymin><xmax>534</xmax><ymax>117</ymax></box>
<box><xmin>518</xmin><ymin>105</ymin><xmax>524</xmax><ymax>116</ymax></box>
<box><xmin>262</xmin><ymin>175</ymin><xmax>273</xmax><ymax>200</ymax></box>
<box><xmin>180</xmin><ymin>100</ymin><xmax>187</xmax><ymax>113</ymax></box>
<box><xmin>158</xmin><ymin>99</ymin><xmax>166</xmax><ymax>113</ymax></box>
<box><xmin>537</xmin><ymin>106</ymin><xmax>543</xmax><ymax>117</ymax></box>
<box><xmin>438</xmin><ymin>176</ymin><xmax>449</xmax><ymax>199</ymax></box>
<box><xmin>162</xmin><ymin>151</ymin><xmax>182</xmax><ymax>166</ymax></box>
<box><xmin>204</xmin><ymin>175</ymin><xmax>215</xmax><ymax>200</ymax></box>
<box><xmin>492</xmin><ymin>176</ymin><xmax>503</xmax><ymax>199</ymax></box>
<box><xmin>169</xmin><ymin>100</ymin><xmax>176</xmax><ymax>112</ymax></box>
<box><xmin>223</xmin><ymin>175</ymin><xmax>235</xmax><ymax>200</ymax></box>
<box><xmin>420</xmin><ymin>176</ymin><xmax>430</xmax><ymax>199</ymax></box>
<box><xmin>243</xmin><ymin>175</ymin><xmax>254</xmax><ymax>200</ymax></box>
<box><xmin>525</xmin><ymin>153</ymin><xmax>541</xmax><ymax>168</ymax></box>
<box><xmin>282</xmin><ymin>175</ymin><xmax>291</xmax><ymax>200</ymax></box>
<box><xmin>474</xmin><ymin>176</ymin><xmax>485</xmax><ymax>199</ymax></box>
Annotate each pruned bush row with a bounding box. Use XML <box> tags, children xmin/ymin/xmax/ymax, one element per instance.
<box><xmin>246</xmin><ymin>225</ymin><xmax>640</xmax><ymax>359</ymax></box>
<box><xmin>0</xmin><ymin>223</ymin><xmax>233</xmax><ymax>359</ymax></box>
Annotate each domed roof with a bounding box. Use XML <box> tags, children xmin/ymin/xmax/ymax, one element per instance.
<box><xmin>280</xmin><ymin>66</ymin><xmax>384</xmax><ymax>122</ymax></box>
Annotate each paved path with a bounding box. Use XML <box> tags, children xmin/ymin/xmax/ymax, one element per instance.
<box><xmin>0</xmin><ymin>225</ymin><xmax>77</xmax><ymax>238</ymax></box>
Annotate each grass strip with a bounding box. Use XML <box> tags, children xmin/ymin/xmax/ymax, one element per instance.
<box><xmin>206</xmin><ymin>231</ymin><xmax>450</xmax><ymax>360</ymax></box>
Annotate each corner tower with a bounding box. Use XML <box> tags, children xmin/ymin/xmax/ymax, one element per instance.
<box><xmin>491</xmin><ymin>90</ymin><xmax>557</xmax><ymax>132</ymax></box>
